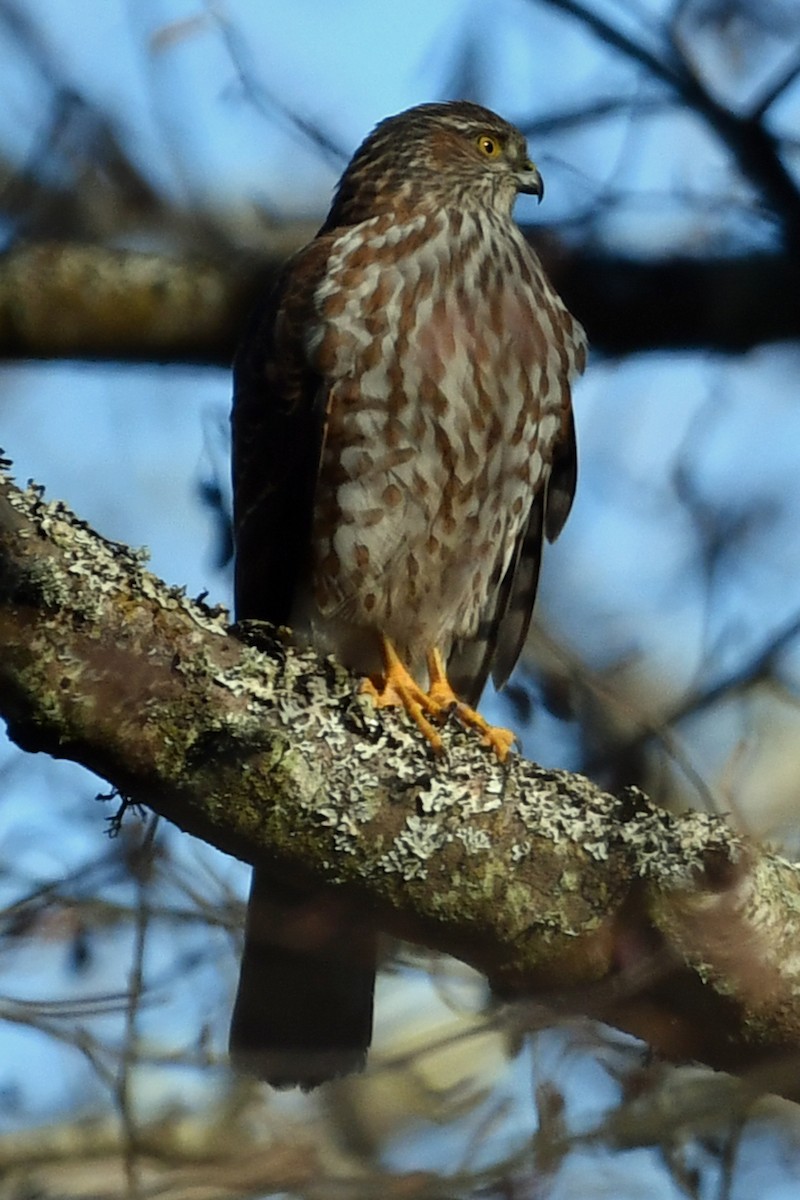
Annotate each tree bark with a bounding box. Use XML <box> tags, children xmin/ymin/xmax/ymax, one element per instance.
<box><xmin>2</xmin><ymin>463</ymin><xmax>800</xmax><ymax>1096</ymax></box>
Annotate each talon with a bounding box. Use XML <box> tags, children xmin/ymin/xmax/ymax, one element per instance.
<box><xmin>360</xmin><ymin>638</ymin><xmax>515</xmax><ymax>761</ymax></box>
<box><xmin>478</xmin><ymin>723</ymin><xmax>516</xmax><ymax>760</ymax></box>
<box><xmin>361</xmin><ymin>639</ymin><xmax>444</xmax><ymax>753</ymax></box>
<box><xmin>427</xmin><ymin>648</ymin><xmax>515</xmax><ymax>761</ymax></box>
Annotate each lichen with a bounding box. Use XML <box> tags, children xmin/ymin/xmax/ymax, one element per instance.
<box><xmin>5</xmin><ymin>478</ymin><xmax>230</xmax><ymax>638</ymax></box>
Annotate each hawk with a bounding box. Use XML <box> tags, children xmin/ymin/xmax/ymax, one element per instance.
<box><xmin>230</xmin><ymin>101</ymin><xmax>587</xmax><ymax>1088</ymax></box>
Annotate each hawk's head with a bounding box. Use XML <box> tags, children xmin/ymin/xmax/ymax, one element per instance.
<box><xmin>326</xmin><ymin>101</ymin><xmax>543</xmax><ymax>227</ymax></box>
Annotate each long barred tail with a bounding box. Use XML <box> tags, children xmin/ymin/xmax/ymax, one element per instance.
<box><xmin>229</xmin><ymin>868</ymin><xmax>376</xmax><ymax>1089</ymax></box>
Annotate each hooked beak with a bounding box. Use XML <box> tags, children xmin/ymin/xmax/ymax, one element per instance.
<box><xmin>517</xmin><ymin>160</ymin><xmax>544</xmax><ymax>203</ymax></box>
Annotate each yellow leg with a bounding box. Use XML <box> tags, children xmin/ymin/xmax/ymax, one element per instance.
<box><xmin>361</xmin><ymin>637</ymin><xmax>516</xmax><ymax>761</ymax></box>
<box><xmin>426</xmin><ymin>648</ymin><xmax>516</xmax><ymax>761</ymax></box>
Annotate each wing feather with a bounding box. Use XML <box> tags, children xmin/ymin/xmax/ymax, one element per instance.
<box><xmin>489</xmin><ymin>405</ymin><xmax>578</xmax><ymax>694</ymax></box>
<box><xmin>488</xmin><ymin>491</ymin><xmax>546</xmax><ymax>693</ymax></box>
<box><xmin>544</xmin><ymin>407</ymin><xmax>578</xmax><ymax>543</ymax></box>
<box><xmin>231</xmin><ymin>237</ymin><xmax>334</xmax><ymax>623</ymax></box>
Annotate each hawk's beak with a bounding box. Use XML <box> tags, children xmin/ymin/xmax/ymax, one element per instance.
<box><xmin>517</xmin><ymin>161</ymin><xmax>544</xmax><ymax>203</ymax></box>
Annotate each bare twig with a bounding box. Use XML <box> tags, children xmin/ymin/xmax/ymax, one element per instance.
<box><xmin>536</xmin><ymin>0</ymin><xmax>800</xmax><ymax>249</ymax></box>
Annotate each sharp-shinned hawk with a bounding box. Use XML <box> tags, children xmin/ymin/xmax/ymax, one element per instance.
<box><xmin>230</xmin><ymin>101</ymin><xmax>587</xmax><ymax>1088</ymax></box>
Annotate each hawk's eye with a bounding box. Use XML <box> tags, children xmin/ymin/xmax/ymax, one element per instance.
<box><xmin>475</xmin><ymin>134</ymin><xmax>502</xmax><ymax>159</ymax></box>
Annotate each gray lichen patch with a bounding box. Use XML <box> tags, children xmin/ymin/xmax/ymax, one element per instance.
<box><xmin>210</xmin><ymin>645</ymin><xmax>279</xmax><ymax>705</ymax></box>
<box><xmin>618</xmin><ymin>803</ymin><xmax>744</xmax><ymax>886</ymax></box>
<box><xmin>382</xmin><ymin>812</ymin><xmax>453</xmax><ymax>879</ymax></box>
<box><xmin>4</xmin><ymin>475</ymin><xmax>230</xmax><ymax>638</ymax></box>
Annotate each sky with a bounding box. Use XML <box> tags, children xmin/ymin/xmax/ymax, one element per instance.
<box><xmin>2</xmin><ymin>0</ymin><xmax>800</xmax><ymax>1191</ymax></box>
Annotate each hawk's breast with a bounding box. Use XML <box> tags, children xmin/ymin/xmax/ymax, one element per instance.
<box><xmin>298</xmin><ymin>207</ymin><xmax>581</xmax><ymax>677</ymax></box>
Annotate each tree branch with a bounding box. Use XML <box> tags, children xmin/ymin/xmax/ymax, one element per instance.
<box><xmin>2</xmin><ymin>462</ymin><xmax>800</xmax><ymax>1095</ymax></box>
<box><xmin>2</xmin><ymin>241</ymin><xmax>800</xmax><ymax>366</ymax></box>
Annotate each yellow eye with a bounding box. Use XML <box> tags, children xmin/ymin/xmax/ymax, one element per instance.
<box><xmin>476</xmin><ymin>134</ymin><xmax>502</xmax><ymax>159</ymax></box>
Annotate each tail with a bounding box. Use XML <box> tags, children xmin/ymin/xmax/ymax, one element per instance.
<box><xmin>229</xmin><ymin>869</ymin><xmax>376</xmax><ymax>1089</ymax></box>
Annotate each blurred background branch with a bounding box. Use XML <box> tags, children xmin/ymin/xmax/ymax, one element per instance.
<box><xmin>2</xmin><ymin>239</ymin><xmax>800</xmax><ymax>361</ymax></box>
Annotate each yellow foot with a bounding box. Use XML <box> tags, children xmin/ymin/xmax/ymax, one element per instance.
<box><xmin>426</xmin><ymin>648</ymin><xmax>516</xmax><ymax>762</ymax></box>
<box><xmin>361</xmin><ymin>637</ymin><xmax>444</xmax><ymax>753</ymax></box>
<box><xmin>360</xmin><ymin>638</ymin><xmax>516</xmax><ymax>761</ymax></box>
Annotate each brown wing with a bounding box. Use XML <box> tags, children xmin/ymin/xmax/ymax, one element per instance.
<box><xmin>447</xmin><ymin>405</ymin><xmax>578</xmax><ymax>704</ymax></box>
<box><xmin>230</xmin><ymin>232</ymin><xmax>378</xmax><ymax>1088</ymax></box>
<box><xmin>231</xmin><ymin>236</ymin><xmax>334</xmax><ymax>624</ymax></box>
<box><xmin>446</xmin><ymin>487</ymin><xmax>544</xmax><ymax>706</ymax></box>
<box><xmin>543</xmin><ymin>405</ymin><xmax>578</xmax><ymax>543</ymax></box>
<box><xmin>489</xmin><ymin>407</ymin><xmax>577</xmax><ymax>692</ymax></box>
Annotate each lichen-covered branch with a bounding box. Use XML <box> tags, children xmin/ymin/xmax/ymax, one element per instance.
<box><xmin>2</xmin><ymin>463</ymin><xmax>800</xmax><ymax>1093</ymax></box>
